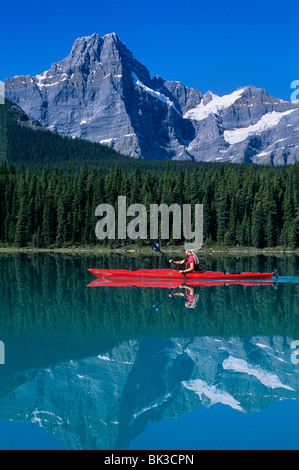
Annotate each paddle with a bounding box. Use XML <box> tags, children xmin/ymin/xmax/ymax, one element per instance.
<box><xmin>151</xmin><ymin>241</ymin><xmax>188</xmax><ymax>279</ymax></box>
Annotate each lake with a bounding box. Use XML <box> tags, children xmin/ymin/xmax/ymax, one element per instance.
<box><xmin>0</xmin><ymin>251</ymin><xmax>298</xmax><ymax>450</ymax></box>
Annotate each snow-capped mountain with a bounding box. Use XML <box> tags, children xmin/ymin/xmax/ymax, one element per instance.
<box><xmin>4</xmin><ymin>32</ymin><xmax>299</xmax><ymax>164</ymax></box>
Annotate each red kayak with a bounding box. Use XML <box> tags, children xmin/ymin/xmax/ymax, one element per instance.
<box><xmin>88</xmin><ymin>268</ymin><xmax>276</xmax><ymax>282</ymax></box>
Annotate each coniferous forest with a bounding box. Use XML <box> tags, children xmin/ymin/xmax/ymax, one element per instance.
<box><xmin>0</xmin><ymin>160</ymin><xmax>298</xmax><ymax>249</ymax></box>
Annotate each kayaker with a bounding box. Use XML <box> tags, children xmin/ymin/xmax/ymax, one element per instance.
<box><xmin>169</xmin><ymin>249</ymin><xmax>199</xmax><ymax>274</ymax></box>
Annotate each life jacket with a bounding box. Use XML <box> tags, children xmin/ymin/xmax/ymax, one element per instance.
<box><xmin>185</xmin><ymin>255</ymin><xmax>198</xmax><ymax>271</ymax></box>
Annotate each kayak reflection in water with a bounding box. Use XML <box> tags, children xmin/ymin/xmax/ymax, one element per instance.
<box><xmin>169</xmin><ymin>249</ymin><xmax>200</xmax><ymax>274</ymax></box>
<box><xmin>169</xmin><ymin>285</ymin><xmax>200</xmax><ymax>309</ymax></box>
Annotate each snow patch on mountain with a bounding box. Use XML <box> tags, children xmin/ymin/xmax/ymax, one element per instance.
<box><xmin>132</xmin><ymin>72</ymin><xmax>180</xmax><ymax>114</ymax></box>
<box><xmin>183</xmin><ymin>88</ymin><xmax>245</xmax><ymax>121</ymax></box>
<box><xmin>34</xmin><ymin>72</ymin><xmax>69</xmax><ymax>88</ymax></box>
<box><xmin>224</xmin><ymin>109</ymin><xmax>298</xmax><ymax>144</ymax></box>
<box><xmin>182</xmin><ymin>378</ymin><xmax>243</xmax><ymax>411</ymax></box>
<box><xmin>222</xmin><ymin>356</ymin><xmax>295</xmax><ymax>390</ymax></box>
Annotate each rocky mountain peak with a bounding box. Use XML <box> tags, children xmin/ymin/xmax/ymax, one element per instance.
<box><xmin>4</xmin><ymin>33</ymin><xmax>299</xmax><ymax>164</ymax></box>
<box><xmin>54</xmin><ymin>33</ymin><xmax>103</xmax><ymax>75</ymax></box>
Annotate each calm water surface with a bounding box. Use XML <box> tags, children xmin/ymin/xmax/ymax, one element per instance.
<box><xmin>0</xmin><ymin>252</ymin><xmax>298</xmax><ymax>450</ymax></box>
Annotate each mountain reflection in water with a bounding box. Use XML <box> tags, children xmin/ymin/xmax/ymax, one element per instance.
<box><xmin>0</xmin><ymin>252</ymin><xmax>298</xmax><ymax>450</ymax></box>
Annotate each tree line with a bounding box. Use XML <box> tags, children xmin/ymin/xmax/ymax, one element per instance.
<box><xmin>0</xmin><ymin>160</ymin><xmax>298</xmax><ymax>249</ymax></box>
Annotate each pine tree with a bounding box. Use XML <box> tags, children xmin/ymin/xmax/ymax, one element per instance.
<box><xmin>14</xmin><ymin>194</ymin><xmax>30</xmax><ymax>246</ymax></box>
<box><xmin>251</xmin><ymin>199</ymin><xmax>265</xmax><ymax>248</ymax></box>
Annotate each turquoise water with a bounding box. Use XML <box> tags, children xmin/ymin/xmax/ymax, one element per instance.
<box><xmin>0</xmin><ymin>252</ymin><xmax>298</xmax><ymax>450</ymax></box>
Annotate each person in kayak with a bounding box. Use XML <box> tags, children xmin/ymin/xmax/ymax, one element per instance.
<box><xmin>169</xmin><ymin>249</ymin><xmax>200</xmax><ymax>274</ymax></box>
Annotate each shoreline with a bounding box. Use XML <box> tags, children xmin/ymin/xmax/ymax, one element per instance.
<box><xmin>0</xmin><ymin>246</ymin><xmax>298</xmax><ymax>255</ymax></box>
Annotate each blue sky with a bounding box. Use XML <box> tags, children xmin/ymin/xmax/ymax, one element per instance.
<box><xmin>0</xmin><ymin>0</ymin><xmax>298</xmax><ymax>100</ymax></box>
